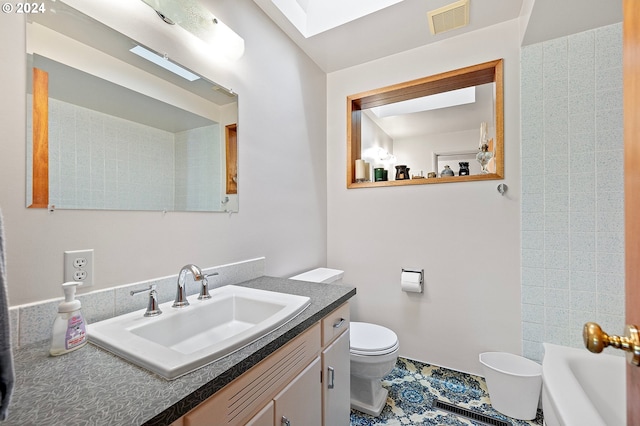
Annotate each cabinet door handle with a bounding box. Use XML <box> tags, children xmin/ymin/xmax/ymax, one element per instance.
<box><xmin>327</xmin><ymin>366</ymin><xmax>335</xmax><ymax>389</ymax></box>
<box><xmin>333</xmin><ymin>318</ymin><xmax>345</xmax><ymax>329</ymax></box>
<box><xmin>281</xmin><ymin>415</ymin><xmax>291</xmax><ymax>426</ymax></box>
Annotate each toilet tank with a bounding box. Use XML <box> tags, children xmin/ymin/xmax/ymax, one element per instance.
<box><xmin>289</xmin><ymin>268</ymin><xmax>344</xmax><ymax>284</ymax></box>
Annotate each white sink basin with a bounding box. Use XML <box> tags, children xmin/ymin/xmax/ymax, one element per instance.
<box><xmin>87</xmin><ymin>285</ymin><xmax>310</xmax><ymax>380</ymax></box>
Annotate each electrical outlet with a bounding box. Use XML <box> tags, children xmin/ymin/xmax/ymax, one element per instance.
<box><xmin>64</xmin><ymin>249</ymin><xmax>94</xmax><ymax>288</ymax></box>
<box><xmin>73</xmin><ymin>270</ymin><xmax>87</xmax><ymax>281</ymax></box>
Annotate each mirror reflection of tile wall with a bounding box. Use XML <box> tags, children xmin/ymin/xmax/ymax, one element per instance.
<box><xmin>27</xmin><ymin>96</ymin><xmax>222</xmax><ymax>211</ymax></box>
<box><xmin>175</xmin><ymin>125</ymin><xmax>222</xmax><ymax>211</ymax></box>
<box><xmin>520</xmin><ymin>22</ymin><xmax>623</xmax><ymax>362</ymax></box>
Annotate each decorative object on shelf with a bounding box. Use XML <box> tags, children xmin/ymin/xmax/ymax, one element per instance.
<box><xmin>441</xmin><ymin>165</ymin><xmax>454</xmax><ymax>177</ymax></box>
<box><xmin>412</xmin><ymin>171</ymin><xmax>425</xmax><ymax>179</ymax></box>
<box><xmin>476</xmin><ymin>121</ymin><xmax>494</xmax><ymax>174</ymax></box>
<box><xmin>476</xmin><ymin>144</ymin><xmax>494</xmax><ymax>174</ymax></box>
<box><xmin>374</xmin><ymin>167</ymin><xmax>385</xmax><ymax>182</ymax></box>
<box><xmin>355</xmin><ymin>159</ymin><xmax>370</xmax><ymax>182</ymax></box>
<box><xmin>395</xmin><ymin>165</ymin><xmax>410</xmax><ymax>180</ymax></box>
<box><xmin>427</xmin><ymin>172</ymin><xmax>437</xmax><ymax>178</ymax></box>
<box><xmin>458</xmin><ymin>162</ymin><xmax>470</xmax><ymax>176</ymax></box>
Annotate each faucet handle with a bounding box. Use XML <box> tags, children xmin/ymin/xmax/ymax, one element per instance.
<box><xmin>198</xmin><ymin>272</ymin><xmax>218</xmax><ymax>300</ymax></box>
<box><xmin>130</xmin><ymin>284</ymin><xmax>162</xmax><ymax>317</ymax></box>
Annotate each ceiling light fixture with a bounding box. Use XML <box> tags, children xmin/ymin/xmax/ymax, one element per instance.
<box><xmin>155</xmin><ymin>10</ymin><xmax>175</xmax><ymax>25</ymax></box>
<box><xmin>140</xmin><ymin>0</ymin><xmax>245</xmax><ymax>61</ymax></box>
<box><xmin>129</xmin><ymin>45</ymin><xmax>200</xmax><ymax>81</ymax></box>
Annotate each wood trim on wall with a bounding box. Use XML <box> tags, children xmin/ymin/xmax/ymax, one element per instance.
<box><xmin>346</xmin><ymin>59</ymin><xmax>504</xmax><ymax>189</ymax></box>
<box><xmin>225</xmin><ymin>124</ymin><xmax>237</xmax><ymax>195</ymax></box>
<box><xmin>623</xmin><ymin>0</ymin><xmax>640</xmax><ymax>423</ymax></box>
<box><xmin>346</xmin><ymin>105</ymin><xmax>361</xmax><ymax>186</ymax></box>
<box><xmin>493</xmin><ymin>58</ymin><xmax>504</xmax><ymax>178</ymax></box>
<box><xmin>30</xmin><ymin>67</ymin><xmax>49</xmax><ymax>208</ymax></box>
<box><xmin>352</xmin><ymin>61</ymin><xmax>498</xmax><ymax>110</ymax></box>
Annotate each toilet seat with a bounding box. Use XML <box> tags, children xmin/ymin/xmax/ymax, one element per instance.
<box><xmin>350</xmin><ymin>322</ymin><xmax>399</xmax><ymax>356</ymax></box>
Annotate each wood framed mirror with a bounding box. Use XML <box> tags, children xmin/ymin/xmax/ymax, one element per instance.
<box><xmin>347</xmin><ymin>59</ymin><xmax>503</xmax><ymax>188</ymax></box>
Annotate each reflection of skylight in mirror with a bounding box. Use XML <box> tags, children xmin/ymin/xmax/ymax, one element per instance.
<box><xmin>130</xmin><ymin>45</ymin><xmax>201</xmax><ymax>81</ymax></box>
<box><xmin>271</xmin><ymin>0</ymin><xmax>405</xmax><ymax>38</ymax></box>
<box><xmin>370</xmin><ymin>87</ymin><xmax>476</xmax><ymax>118</ymax></box>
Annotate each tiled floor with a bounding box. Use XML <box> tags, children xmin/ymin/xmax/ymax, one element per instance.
<box><xmin>350</xmin><ymin>358</ymin><xmax>544</xmax><ymax>426</ymax></box>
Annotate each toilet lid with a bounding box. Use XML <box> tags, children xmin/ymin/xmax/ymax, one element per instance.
<box><xmin>350</xmin><ymin>322</ymin><xmax>398</xmax><ymax>355</ymax></box>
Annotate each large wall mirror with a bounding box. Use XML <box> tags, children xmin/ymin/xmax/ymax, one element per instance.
<box><xmin>347</xmin><ymin>59</ymin><xmax>503</xmax><ymax>188</ymax></box>
<box><xmin>26</xmin><ymin>2</ymin><xmax>239</xmax><ymax>212</ymax></box>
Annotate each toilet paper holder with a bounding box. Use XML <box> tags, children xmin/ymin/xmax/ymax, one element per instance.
<box><xmin>401</xmin><ymin>268</ymin><xmax>424</xmax><ymax>293</ymax></box>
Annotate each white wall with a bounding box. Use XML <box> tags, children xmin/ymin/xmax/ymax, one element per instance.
<box><xmin>0</xmin><ymin>0</ymin><xmax>328</xmax><ymax>306</ymax></box>
<box><xmin>394</xmin><ymin>129</ymin><xmax>482</xmax><ymax>178</ymax></box>
<box><xmin>327</xmin><ymin>20</ymin><xmax>522</xmax><ymax>375</ymax></box>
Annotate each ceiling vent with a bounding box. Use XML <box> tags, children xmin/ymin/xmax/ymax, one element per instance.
<box><xmin>427</xmin><ymin>0</ymin><xmax>469</xmax><ymax>35</ymax></box>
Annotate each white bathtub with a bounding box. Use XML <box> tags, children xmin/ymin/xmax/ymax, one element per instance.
<box><xmin>542</xmin><ymin>343</ymin><xmax>626</xmax><ymax>426</ymax></box>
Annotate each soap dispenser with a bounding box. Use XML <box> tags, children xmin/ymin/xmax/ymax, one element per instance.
<box><xmin>49</xmin><ymin>281</ymin><xmax>87</xmax><ymax>356</ymax></box>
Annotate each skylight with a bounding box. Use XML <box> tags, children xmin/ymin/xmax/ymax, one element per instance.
<box><xmin>370</xmin><ymin>87</ymin><xmax>476</xmax><ymax>118</ymax></box>
<box><xmin>271</xmin><ymin>0</ymin><xmax>405</xmax><ymax>38</ymax></box>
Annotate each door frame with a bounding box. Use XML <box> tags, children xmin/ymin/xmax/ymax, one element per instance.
<box><xmin>623</xmin><ymin>0</ymin><xmax>640</xmax><ymax>423</ymax></box>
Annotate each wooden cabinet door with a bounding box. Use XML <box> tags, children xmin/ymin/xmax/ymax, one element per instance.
<box><xmin>273</xmin><ymin>357</ymin><xmax>321</xmax><ymax>426</ymax></box>
<box><xmin>322</xmin><ymin>329</ymin><xmax>351</xmax><ymax>426</ymax></box>
<box><xmin>245</xmin><ymin>401</ymin><xmax>274</xmax><ymax>426</ymax></box>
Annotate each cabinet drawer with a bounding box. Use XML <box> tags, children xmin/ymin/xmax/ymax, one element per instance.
<box><xmin>184</xmin><ymin>323</ymin><xmax>321</xmax><ymax>426</ymax></box>
<box><xmin>321</xmin><ymin>302</ymin><xmax>349</xmax><ymax>347</ymax></box>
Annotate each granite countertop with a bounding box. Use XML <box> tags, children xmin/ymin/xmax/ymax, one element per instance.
<box><xmin>5</xmin><ymin>276</ymin><xmax>356</xmax><ymax>426</ymax></box>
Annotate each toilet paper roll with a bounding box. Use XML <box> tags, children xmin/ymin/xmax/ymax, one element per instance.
<box><xmin>401</xmin><ymin>271</ymin><xmax>422</xmax><ymax>293</ymax></box>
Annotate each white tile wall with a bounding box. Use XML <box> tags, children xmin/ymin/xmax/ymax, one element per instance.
<box><xmin>174</xmin><ymin>124</ymin><xmax>222</xmax><ymax>211</ymax></box>
<box><xmin>27</xmin><ymin>99</ymin><xmax>224</xmax><ymax>211</ymax></box>
<box><xmin>521</xmin><ymin>23</ymin><xmax>624</xmax><ymax>362</ymax></box>
<box><xmin>44</xmin><ymin>99</ymin><xmax>176</xmax><ymax>210</ymax></box>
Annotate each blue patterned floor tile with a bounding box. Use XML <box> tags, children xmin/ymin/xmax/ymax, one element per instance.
<box><xmin>350</xmin><ymin>358</ymin><xmax>544</xmax><ymax>426</ymax></box>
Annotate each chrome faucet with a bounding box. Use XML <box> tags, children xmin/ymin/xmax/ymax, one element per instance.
<box><xmin>199</xmin><ymin>272</ymin><xmax>219</xmax><ymax>300</ymax></box>
<box><xmin>130</xmin><ymin>284</ymin><xmax>162</xmax><ymax>317</ymax></box>
<box><xmin>173</xmin><ymin>264</ymin><xmax>204</xmax><ymax>308</ymax></box>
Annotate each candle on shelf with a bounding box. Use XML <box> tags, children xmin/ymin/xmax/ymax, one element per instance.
<box><xmin>479</xmin><ymin>121</ymin><xmax>488</xmax><ymax>148</ymax></box>
<box><xmin>355</xmin><ymin>159</ymin><xmax>366</xmax><ymax>182</ymax></box>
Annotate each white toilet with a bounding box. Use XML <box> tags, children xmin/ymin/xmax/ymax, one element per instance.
<box><xmin>289</xmin><ymin>268</ymin><xmax>399</xmax><ymax>417</ymax></box>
